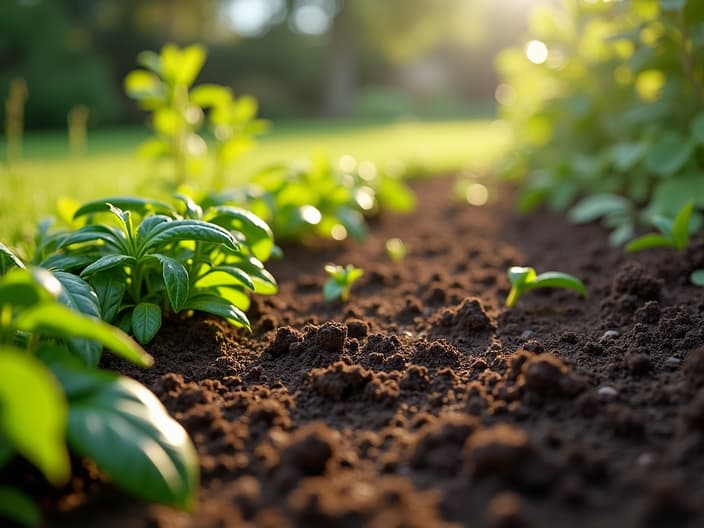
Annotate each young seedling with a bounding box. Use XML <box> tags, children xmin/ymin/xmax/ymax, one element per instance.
<box><xmin>385</xmin><ymin>237</ymin><xmax>408</xmax><ymax>262</ymax></box>
<box><xmin>626</xmin><ymin>201</ymin><xmax>694</xmax><ymax>252</ymax></box>
<box><xmin>691</xmin><ymin>269</ymin><xmax>704</xmax><ymax>287</ymax></box>
<box><xmin>506</xmin><ymin>266</ymin><xmax>587</xmax><ymax>307</ymax></box>
<box><xmin>323</xmin><ymin>264</ymin><xmax>363</xmax><ymax>302</ymax></box>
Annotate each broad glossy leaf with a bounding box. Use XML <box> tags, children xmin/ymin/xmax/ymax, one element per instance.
<box><xmin>58</xmin><ymin>224</ymin><xmax>127</xmax><ymax>252</ymax></box>
<box><xmin>0</xmin><ymin>243</ymin><xmax>25</xmax><ymax>275</ymax></box>
<box><xmin>40</xmin><ymin>253</ymin><xmax>95</xmax><ymax>272</ymax></box>
<box><xmin>625</xmin><ymin>233</ymin><xmax>673</xmax><ymax>252</ymax></box>
<box><xmin>198</xmin><ymin>266</ymin><xmax>255</xmax><ymax>291</ymax></box>
<box><xmin>141</xmin><ymin>220</ymin><xmax>239</xmax><ymax>254</ymax></box>
<box><xmin>152</xmin><ymin>255</ymin><xmax>189</xmax><ymax>312</ymax></box>
<box><xmin>64</xmin><ymin>369</ymin><xmax>199</xmax><ymax>510</ymax></box>
<box><xmin>0</xmin><ymin>349</ymin><xmax>69</xmax><ymax>485</ymax></box>
<box><xmin>229</xmin><ymin>257</ymin><xmax>277</xmax><ymax>294</ymax></box>
<box><xmin>0</xmin><ymin>486</ymin><xmax>41</xmax><ymax>527</ymax></box>
<box><xmin>131</xmin><ymin>303</ymin><xmax>162</xmax><ymax>345</ymax></box>
<box><xmin>91</xmin><ymin>273</ymin><xmax>127</xmax><ymax>323</ymax></box>
<box><xmin>53</xmin><ymin>272</ymin><xmax>100</xmax><ymax>318</ymax></box>
<box><xmin>136</xmin><ymin>215</ymin><xmax>173</xmax><ymax>245</ymax></box>
<box><xmin>184</xmin><ymin>294</ymin><xmax>250</xmax><ymax>328</ymax></box>
<box><xmin>568</xmin><ymin>194</ymin><xmax>632</xmax><ymax>224</ymax></box>
<box><xmin>611</xmin><ymin>142</ymin><xmax>646</xmax><ymax>172</ymax></box>
<box><xmin>81</xmin><ymin>255</ymin><xmax>135</xmax><ymax>277</ymax></box>
<box><xmin>207</xmin><ymin>206</ymin><xmax>274</xmax><ymax>261</ymax></box>
<box><xmin>15</xmin><ymin>304</ymin><xmax>152</xmax><ymax>367</ymax></box>
<box><xmin>335</xmin><ymin>207</ymin><xmax>367</xmax><ymax>240</ymax></box>
<box><xmin>174</xmin><ymin>44</ymin><xmax>205</xmax><ymax>87</ymax></box>
<box><xmin>73</xmin><ymin>198</ymin><xmax>175</xmax><ymax>219</ymax></box>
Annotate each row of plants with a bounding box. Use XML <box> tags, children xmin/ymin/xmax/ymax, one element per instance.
<box><xmin>0</xmin><ymin>44</ymin><xmax>418</xmax><ymax>526</ymax></box>
<box><xmin>499</xmin><ymin>0</ymin><xmax>704</xmax><ymax>245</ymax></box>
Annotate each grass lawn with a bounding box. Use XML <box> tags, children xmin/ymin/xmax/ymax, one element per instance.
<box><xmin>0</xmin><ymin>118</ymin><xmax>511</xmax><ymax>247</ymax></box>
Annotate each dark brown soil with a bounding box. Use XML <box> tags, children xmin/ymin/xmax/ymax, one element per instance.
<box><xmin>29</xmin><ymin>177</ymin><xmax>704</xmax><ymax>526</ymax></box>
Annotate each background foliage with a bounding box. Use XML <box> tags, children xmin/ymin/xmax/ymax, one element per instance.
<box><xmin>499</xmin><ymin>0</ymin><xmax>704</xmax><ymax>243</ymax></box>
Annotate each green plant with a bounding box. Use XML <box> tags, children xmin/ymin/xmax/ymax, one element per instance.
<box><xmin>41</xmin><ymin>196</ymin><xmax>277</xmax><ymax>345</ymax></box>
<box><xmin>506</xmin><ymin>266</ymin><xmax>587</xmax><ymax>307</ymax></box>
<box><xmin>385</xmin><ymin>237</ymin><xmax>408</xmax><ymax>262</ymax></box>
<box><xmin>219</xmin><ymin>155</ymin><xmax>416</xmax><ymax>243</ymax></box>
<box><xmin>0</xmin><ymin>266</ymin><xmax>198</xmax><ymax>526</ymax></box>
<box><xmin>691</xmin><ymin>269</ymin><xmax>704</xmax><ymax>286</ymax></box>
<box><xmin>124</xmin><ymin>44</ymin><xmax>267</xmax><ymax>188</ymax></box>
<box><xmin>323</xmin><ymin>264</ymin><xmax>364</xmax><ymax>302</ymax></box>
<box><xmin>626</xmin><ymin>200</ymin><xmax>694</xmax><ymax>251</ymax></box>
<box><xmin>498</xmin><ymin>1</ymin><xmax>704</xmax><ymax>242</ymax></box>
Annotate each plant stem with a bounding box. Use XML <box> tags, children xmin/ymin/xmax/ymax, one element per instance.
<box><xmin>677</xmin><ymin>11</ymin><xmax>704</xmax><ymax>109</ymax></box>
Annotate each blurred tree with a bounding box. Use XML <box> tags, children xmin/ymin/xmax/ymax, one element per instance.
<box><xmin>0</xmin><ymin>0</ymin><xmax>119</xmax><ymax>128</ymax></box>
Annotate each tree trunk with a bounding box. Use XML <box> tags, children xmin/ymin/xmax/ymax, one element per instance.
<box><xmin>323</xmin><ymin>1</ymin><xmax>356</xmax><ymax>118</ymax></box>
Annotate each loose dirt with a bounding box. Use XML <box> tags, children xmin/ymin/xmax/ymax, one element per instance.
<box><xmin>24</xmin><ymin>176</ymin><xmax>704</xmax><ymax>526</ymax></box>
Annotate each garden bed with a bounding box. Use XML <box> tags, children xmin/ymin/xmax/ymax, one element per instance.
<box><xmin>47</xmin><ymin>175</ymin><xmax>704</xmax><ymax>527</ymax></box>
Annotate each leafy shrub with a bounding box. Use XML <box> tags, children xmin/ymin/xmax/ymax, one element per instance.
<box><xmin>124</xmin><ymin>44</ymin><xmax>268</xmax><ymax>189</ymax></box>
<box><xmin>206</xmin><ymin>155</ymin><xmax>416</xmax><ymax>243</ymax></box>
<box><xmin>0</xmin><ymin>260</ymin><xmax>198</xmax><ymax>525</ymax></box>
<box><xmin>498</xmin><ymin>0</ymin><xmax>704</xmax><ymax>243</ymax></box>
<box><xmin>38</xmin><ymin>196</ymin><xmax>277</xmax><ymax>344</ymax></box>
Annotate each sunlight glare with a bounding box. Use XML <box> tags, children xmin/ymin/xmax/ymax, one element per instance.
<box><xmin>525</xmin><ymin>40</ymin><xmax>549</xmax><ymax>64</ymax></box>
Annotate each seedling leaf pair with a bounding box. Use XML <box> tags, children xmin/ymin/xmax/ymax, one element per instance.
<box><xmin>626</xmin><ymin>201</ymin><xmax>694</xmax><ymax>252</ymax></box>
<box><xmin>323</xmin><ymin>264</ymin><xmax>364</xmax><ymax>302</ymax></box>
<box><xmin>506</xmin><ymin>266</ymin><xmax>587</xmax><ymax>307</ymax></box>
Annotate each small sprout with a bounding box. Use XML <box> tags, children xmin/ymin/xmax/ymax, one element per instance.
<box><xmin>691</xmin><ymin>269</ymin><xmax>704</xmax><ymax>287</ymax></box>
<box><xmin>506</xmin><ymin>266</ymin><xmax>587</xmax><ymax>307</ymax></box>
<box><xmin>626</xmin><ymin>201</ymin><xmax>694</xmax><ymax>252</ymax></box>
<box><xmin>385</xmin><ymin>238</ymin><xmax>408</xmax><ymax>262</ymax></box>
<box><xmin>323</xmin><ymin>263</ymin><xmax>363</xmax><ymax>302</ymax></box>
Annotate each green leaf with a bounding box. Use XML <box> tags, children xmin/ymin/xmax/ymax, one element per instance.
<box><xmin>198</xmin><ymin>266</ymin><xmax>255</xmax><ymax>291</ymax></box>
<box><xmin>63</xmin><ymin>369</ymin><xmax>199</xmax><ymax>510</ymax></box>
<box><xmin>131</xmin><ymin>303</ymin><xmax>162</xmax><ymax>345</ymax></box>
<box><xmin>174</xmin><ymin>44</ymin><xmax>206</xmax><ymax>87</ymax></box>
<box><xmin>0</xmin><ymin>242</ymin><xmax>25</xmax><ymax>275</ymax></box>
<box><xmin>0</xmin><ymin>271</ymin><xmax>47</xmax><ymax>308</ymax></box>
<box><xmin>73</xmin><ymin>197</ymin><xmax>175</xmax><ymax>219</ymax></box>
<box><xmin>190</xmin><ymin>84</ymin><xmax>231</xmax><ymax>108</ymax></box>
<box><xmin>15</xmin><ymin>304</ymin><xmax>152</xmax><ymax>367</ymax></box>
<box><xmin>691</xmin><ymin>113</ymin><xmax>704</xmax><ymax>144</ymax></box>
<box><xmin>140</xmin><ymin>220</ymin><xmax>239</xmax><ymax>254</ymax></box>
<box><xmin>136</xmin><ymin>215</ymin><xmax>173</xmax><ymax>244</ymax></box>
<box><xmin>568</xmin><ymin>194</ymin><xmax>632</xmax><ymax>224</ymax></box>
<box><xmin>81</xmin><ymin>255</ymin><xmax>135</xmax><ymax>277</ymax></box>
<box><xmin>219</xmin><ymin>256</ymin><xmax>277</xmax><ymax>294</ymax></box>
<box><xmin>690</xmin><ymin>269</ymin><xmax>704</xmax><ymax>286</ymax></box>
<box><xmin>323</xmin><ymin>279</ymin><xmax>344</xmax><ymax>302</ymax></box>
<box><xmin>40</xmin><ymin>254</ymin><xmax>95</xmax><ymax>272</ymax></box>
<box><xmin>58</xmin><ymin>224</ymin><xmax>127</xmax><ymax>251</ymax></box>
<box><xmin>531</xmin><ymin>272</ymin><xmax>587</xmax><ymax>297</ymax></box>
<box><xmin>376</xmin><ymin>178</ymin><xmax>417</xmax><ymax>213</ymax></box>
<box><xmin>626</xmin><ymin>233</ymin><xmax>674</xmax><ymax>252</ymax></box>
<box><xmin>671</xmin><ymin>201</ymin><xmax>694</xmax><ymax>249</ymax></box>
<box><xmin>184</xmin><ymin>294</ymin><xmax>250</xmax><ymax>329</ymax></box>
<box><xmin>124</xmin><ymin>70</ymin><xmax>161</xmax><ymax>99</ymax></box>
<box><xmin>207</xmin><ymin>206</ymin><xmax>274</xmax><ymax>261</ymax></box>
<box><xmin>645</xmin><ymin>137</ymin><xmax>694</xmax><ymax>177</ymax></box>
<box><xmin>611</xmin><ymin>142</ymin><xmax>647</xmax><ymax>172</ymax></box>
<box><xmin>0</xmin><ymin>486</ymin><xmax>42</xmax><ymax>527</ymax></box>
<box><xmin>0</xmin><ymin>348</ymin><xmax>69</xmax><ymax>485</ymax></box>
<box><xmin>53</xmin><ymin>272</ymin><xmax>100</xmax><ymax>318</ymax></box>
<box><xmin>152</xmin><ymin>255</ymin><xmax>189</xmax><ymax>312</ymax></box>
<box><xmin>91</xmin><ymin>273</ymin><xmax>126</xmax><ymax>323</ymax></box>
